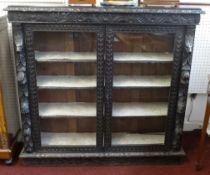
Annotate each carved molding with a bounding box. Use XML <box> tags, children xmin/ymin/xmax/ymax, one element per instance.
<box><xmin>13</xmin><ymin>24</ymin><xmax>34</xmax><ymax>153</ymax></box>
<box><xmin>8</xmin><ymin>12</ymin><xmax>200</xmax><ymax>26</ymax></box>
<box><xmin>104</xmin><ymin>28</ymin><xmax>114</xmax><ymax>149</ymax></box>
<box><xmin>96</xmin><ymin>30</ymin><xmax>105</xmax><ymax>150</ymax></box>
<box><xmin>6</xmin><ymin>6</ymin><xmax>202</xmax><ymax>14</ymax></box>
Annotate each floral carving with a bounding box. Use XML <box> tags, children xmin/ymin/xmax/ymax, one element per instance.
<box><xmin>173</xmin><ymin>26</ymin><xmax>196</xmax><ymax>150</ymax></box>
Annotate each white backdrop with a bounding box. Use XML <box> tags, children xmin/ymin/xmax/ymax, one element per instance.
<box><xmin>188</xmin><ymin>6</ymin><xmax>210</xmax><ymax>93</ymax></box>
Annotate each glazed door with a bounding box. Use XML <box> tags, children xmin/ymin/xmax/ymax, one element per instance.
<box><xmin>24</xmin><ymin>24</ymin><xmax>105</xmax><ymax>152</ymax></box>
<box><xmin>104</xmin><ymin>26</ymin><xmax>185</xmax><ymax>152</ymax></box>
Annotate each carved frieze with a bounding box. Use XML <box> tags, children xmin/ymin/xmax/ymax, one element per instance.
<box><xmin>8</xmin><ymin>12</ymin><xmax>200</xmax><ymax>25</ymax></box>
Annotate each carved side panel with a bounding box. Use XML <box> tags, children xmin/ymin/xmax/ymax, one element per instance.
<box><xmin>173</xmin><ymin>26</ymin><xmax>196</xmax><ymax>150</ymax></box>
<box><xmin>13</xmin><ymin>24</ymin><xmax>34</xmax><ymax>153</ymax></box>
<box><xmin>164</xmin><ymin>29</ymin><xmax>185</xmax><ymax>150</ymax></box>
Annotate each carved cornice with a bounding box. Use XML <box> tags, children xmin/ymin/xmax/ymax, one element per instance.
<box><xmin>7</xmin><ymin>7</ymin><xmax>201</xmax><ymax>25</ymax></box>
<box><xmin>6</xmin><ymin>6</ymin><xmax>202</xmax><ymax>14</ymax></box>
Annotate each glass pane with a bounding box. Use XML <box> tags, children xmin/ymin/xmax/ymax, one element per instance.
<box><xmin>34</xmin><ymin>32</ymin><xmax>97</xmax><ymax>146</ymax></box>
<box><xmin>111</xmin><ymin>32</ymin><xmax>175</xmax><ymax>146</ymax></box>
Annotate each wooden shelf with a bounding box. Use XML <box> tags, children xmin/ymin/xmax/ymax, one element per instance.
<box><xmin>113</xmin><ymin>102</ymin><xmax>168</xmax><ymax>117</ymax></box>
<box><xmin>114</xmin><ymin>52</ymin><xmax>173</xmax><ymax>63</ymax></box>
<box><xmin>35</xmin><ymin>51</ymin><xmax>172</xmax><ymax>63</ymax></box>
<box><xmin>113</xmin><ymin>75</ymin><xmax>171</xmax><ymax>88</ymax></box>
<box><xmin>37</xmin><ymin>75</ymin><xmax>170</xmax><ymax>89</ymax></box>
<box><xmin>39</xmin><ymin>102</ymin><xmax>168</xmax><ymax>118</ymax></box>
<box><xmin>112</xmin><ymin>133</ymin><xmax>165</xmax><ymax>145</ymax></box>
<box><xmin>41</xmin><ymin>132</ymin><xmax>96</xmax><ymax>146</ymax></box>
<box><xmin>39</xmin><ymin>102</ymin><xmax>96</xmax><ymax>118</ymax></box>
<box><xmin>37</xmin><ymin>75</ymin><xmax>96</xmax><ymax>89</ymax></box>
<box><xmin>41</xmin><ymin>132</ymin><xmax>164</xmax><ymax>146</ymax></box>
<box><xmin>35</xmin><ymin>51</ymin><xmax>96</xmax><ymax>62</ymax></box>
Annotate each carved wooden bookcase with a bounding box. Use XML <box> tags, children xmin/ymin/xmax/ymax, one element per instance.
<box><xmin>7</xmin><ymin>6</ymin><xmax>201</xmax><ymax>163</ymax></box>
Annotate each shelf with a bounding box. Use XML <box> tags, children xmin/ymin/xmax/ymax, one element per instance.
<box><xmin>39</xmin><ymin>102</ymin><xmax>96</xmax><ymax>118</ymax></box>
<box><xmin>113</xmin><ymin>75</ymin><xmax>171</xmax><ymax>88</ymax></box>
<box><xmin>41</xmin><ymin>132</ymin><xmax>96</xmax><ymax>146</ymax></box>
<box><xmin>39</xmin><ymin>102</ymin><xmax>167</xmax><ymax>118</ymax></box>
<box><xmin>35</xmin><ymin>51</ymin><xmax>172</xmax><ymax>63</ymax></box>
<box><xmin>114</xmin><ymin>52</ymin><xmax>173</xmax><ymax>63</ymax></box>
<box><xmin>112</xmin><ymin>133</ymin><xmax>165</xmax><ymax>145</ymax></box>
<box><xmin>41</xmin><ymin>132</ymin><xmax>164</xmax><ymax>146</ymax></box>
<box><xmin>37</xmin><ymin>75</ymin><xmax>96</xmax><ymax>89</ymax></box>
<box><xmin>35</xmin><ymin>51</ymin><xmax>96</xmax><ymax>62</ymax></box>
<box><xmin>37</xmin><ymin>75</ymin><xmax>170</xmax><ymax>89</ymax></box>
<box><xmin>113</xmin><ymin>102</ymin><xmax>168</xmax><ymax>117</ymax></box>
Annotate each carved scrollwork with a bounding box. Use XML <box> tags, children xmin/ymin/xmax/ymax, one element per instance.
<box><xmin>13</xmin><ymin>24</ymin><xmax>34</xmax><ymax>153</ymax></box>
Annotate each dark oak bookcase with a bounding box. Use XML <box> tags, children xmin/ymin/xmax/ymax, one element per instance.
<box><xmin>7</xmin><ymin>6</ymin><xmax>201</xmax><ymax>163</ymax></box>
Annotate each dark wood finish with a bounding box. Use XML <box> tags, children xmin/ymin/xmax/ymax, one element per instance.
<box><xmin>113</xmin><ymin>88</ymin><xmax>169</xmax><ymax>102</ymax></box>
<box><xmin>34</xmin><ymin>32</ymin><xmax>96</xmax><ymax>52</ymax></box>
<box><xmin>38</xmin><ymin>89</ymin><xmax>96</xmax><ymax>102</ymax></box>
<box><xmin>37</xmin><ymin>62</ymin><xmax>96</xmax><ymax>75</ymax></box>
<box><xmin>40</xmin><ymin>117</ymin><xmax>165</xmax><ymax>133</ymax></box>
<box><xmin>104</xmin><ymin>25</ymin><xmax>186</xmax><ymax>152</ymax></box>
<box><xmin>41</xmin><ymin>118</ymin><xmax>96</xmax><ymax>132</ymax></box>
<box><xmin>113</xmin><ymin>33</ymin><xmax>174</xmax><ymax>53</ymax></box>
<box><xmin>113</xmin><ymin>63</ymin><xmax>172</xmax><ymax>75</ymax></box>
<box><xmin>7</xmin><ymin>6</ymin><xmax>201</xmax><ymax>162</ymax></box>
<box><xmin>112</xmin><ymin>117</ymin><xmax>166</xmax><ymax>133</ymax></box>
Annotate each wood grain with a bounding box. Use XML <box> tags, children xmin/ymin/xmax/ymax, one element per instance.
<box><xmin>69</xmin><ymin>0</ymin><xmax>96</xmax><ymax>5</ymax></box>
<box><xmin>40</xmin><ymin>117</ymin><xmax>165</xmax><ymax>133</ymax></box>
<box><xmin>35</xmin><ymin>31</ymin><xmax>172</xmax><ymax>136</ymax></box>
<box><xmin>0</xmin><ymin>85</ymin><xmax>9</xmax><ymax>149</ymax></box>
<box><xmin>142</xmin><ymin>0</ymin><xmax>179</xmax><ymax>5</ymax></box>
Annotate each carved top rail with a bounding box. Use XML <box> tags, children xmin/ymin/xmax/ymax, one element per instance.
<box><xmin>6</xmin><ymin>6</ymin><xmax>202</xmax><ymax>25</ymax></box>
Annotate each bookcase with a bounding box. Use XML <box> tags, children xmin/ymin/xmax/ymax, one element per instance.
<box><xmin>7</xmin><ymin>6</ymin><xmax>201</xmax><ymax>163</ymax></box>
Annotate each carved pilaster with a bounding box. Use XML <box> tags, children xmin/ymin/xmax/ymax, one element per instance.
<box><xmin>104</xmin><ymin>28</ymin><xmax>114</xmax><ymax>149</ymax></box>
<box><xmin>96</xmin><ymin>30</ymin><xmax>105</xmax><ymax>150</ymax></box>
<box><xmin>13</xmin><ymin>24</ymin><xmax>33</xmax><ymax>153</ymax></box>
<box><xmin>173</xmin><ymin>26</ymin><xmax>196</xmax><ymax>150</ymax></box>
